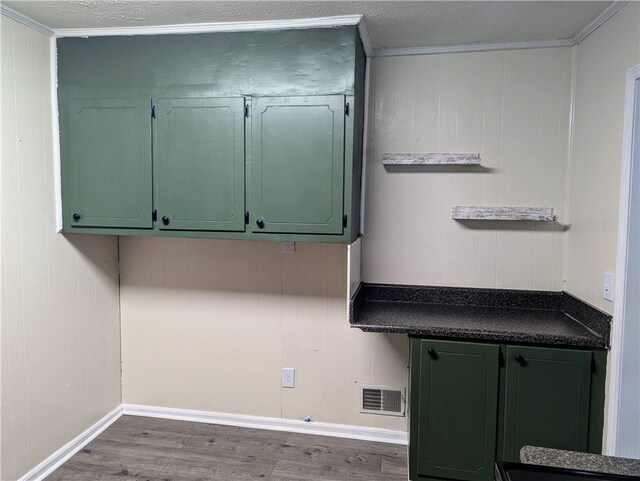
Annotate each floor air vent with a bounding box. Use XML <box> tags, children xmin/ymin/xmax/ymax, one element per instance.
<box><xmin>360</xmin><ymin>385</ymin><xmax>405</xmax><ymax>416</ymax></box>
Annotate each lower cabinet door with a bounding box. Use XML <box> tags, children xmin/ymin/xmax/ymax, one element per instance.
<box><xmin>501</xmin><ymin>346</ymin><xmax>592</xmax><ymax>462</ymax></box>
<box><xmin>411</xmin><ymin>339</ymin><xmax>500</xmax><ymax>481</ymax></box>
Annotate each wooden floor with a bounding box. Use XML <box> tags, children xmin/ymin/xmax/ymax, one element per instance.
<box><xmin>45</xmin><ymin>415</ymin><xmax>408</xmax><ymax>481</ymax></box>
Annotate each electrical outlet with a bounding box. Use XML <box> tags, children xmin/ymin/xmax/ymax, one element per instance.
<box><xmin>603</xmin><ymin>272</ymin><xmax>614</xmax><ymax>302</ymax></box>
<box><xmin>282</xmin><ymin>241</ymin><xmax>295</xmax><ymax>254</ymax></box>
<box><xmin>282</xmin><ymin>368</ymin><xmax>295</xmax><ymax>388</ymax></box>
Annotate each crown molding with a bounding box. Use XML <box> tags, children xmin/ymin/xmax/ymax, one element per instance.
<box><xmin>53</xmin><ymin>14</ymin><xmax>363</xmax><ymax>38</ymax></box>
<box><xmin>371</xmin><ymin>1</ymin><xmax>630</xmax><ymax>58</ymax></box>
<box><xmin>356</xmin><ymin>16</ymin><xmax>373</xmax><ymax>56</ymax></box>
<box><xmin>0</xmin><ymin>1</ymin><xmax>628</xmax><ymax>57</ymax></box>
<box><xmin>572</xmin><ymin>0</ymin><xmax>629</xmax><ymax>45</ymax></box>
<box><xmin>0</xmin><ymin>4</ymin><xmax>54</xmax><ymax>36</ymax></box>
<box><xmin>372</xmin><ymin>38</ymin><xmax>575</xmax><ymax>57</ymax></box>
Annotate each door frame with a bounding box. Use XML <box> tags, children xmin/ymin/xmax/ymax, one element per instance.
<box><xmin>605</xmin><ymin>64</ymin><xmax>640</xmax><ymax>455</ymax></box>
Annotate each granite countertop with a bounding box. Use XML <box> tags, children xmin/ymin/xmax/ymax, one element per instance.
<box><xmin>349</xmin><ymin>283</ymin><xmax>611</xmax><ymax>348</ymax></box>
<box><xmin>520</xmin><ymin>446</ymin><xmax>640</xmax><ymax>477</ymax></box>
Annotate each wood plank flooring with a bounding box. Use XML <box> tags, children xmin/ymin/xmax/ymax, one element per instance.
<box><xmin>45</xmin><ymin>415</ymin><xmax>408</xmax><ymax>481</ymax></box>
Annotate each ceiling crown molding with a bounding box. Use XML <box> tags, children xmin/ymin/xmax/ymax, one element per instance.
<box><xmin>52</xmin><ymin>14</ymin><xmax>373</xmax><ymax>56</ymax></box>
<box><xmin>0</xmin><ymin>4</ymin><xmax>54</xmax><ymax>36</ymax></box>
<box><xmin>0</xmin><ymin>1</ymin><xmax>629</xmax><ymax>58</ymax></box>
<box><xmin>572</xmin><ymin>0</ymin><xmax>629</xmax><ymax>45</ymax></box>
<box><xmin>52</xmin><ymin>14</ymin><xmax>366</xmax><ymax>39</ymax></box>
<box><xmin>356</xmin><ymin>16</ymin><xmax>373</xmax><ymax>57</ymax></box>
<box><xmin>372</xmin><ymin>38</ymin><xmax>575</xmax><ymax>58</ymax></box>
<box><xmin>372</xmin><ymin>0</ymin><xmax>630</xmax><ymax>57</ymax></box>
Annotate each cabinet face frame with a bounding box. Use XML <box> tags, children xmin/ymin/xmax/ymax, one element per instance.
<box><xmin>64</xmin><ymin>97</ymin><xmax>154</xmax><ymax>229</ymax></box>
<box><xmin>153</xmin><ymin>97</ymin><xmax>247</xmax><ymax>232</ymax></box>
<box><xmin>248</xmin><ymin>95</ymin><xmax>346</xmax><ymax>235</ymax></box>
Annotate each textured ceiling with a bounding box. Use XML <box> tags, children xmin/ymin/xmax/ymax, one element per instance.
<box><xmin>4</xmin><ymin>1</ymin><xmax>612</xmax><ymax>49</ymax></box>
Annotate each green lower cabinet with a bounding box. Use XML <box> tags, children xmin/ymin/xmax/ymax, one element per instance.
<box><xmin>500</xmin><ymin>345</ymin><xmax>592</xmax><ymax>462</ymax></box>
<box><xmin>250</xmin><ymin>95</ymin><xmax>345</xmax><ymax>235</ymax></box>
<box><xmin>155</xmin><ymin>97</ymin><xmax>246</xmax><ymax>231</ymax></box>
<box><xmin>410</xmin><ymin>340</ymin><xmax>500</xmax><ymax>481</ymax></box>
<box><xmin>66</xmin><ymin>98</ymin><xmax>153</xmax><ymax>229</ymax></box>
<box><xmin>410</xmin><ymin>339</ymin><xmax>603</xmax><ymax>481</ymax></box>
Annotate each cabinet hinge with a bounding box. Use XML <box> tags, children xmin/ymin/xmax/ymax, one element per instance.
<box><xmin>245</xmin><ymin>104</ymin><xmax>250</xmax><ymax>118</ymax></box>
<box><xmin>245</xmin><ymin>211</ymin><xmax>250</xmax><ymax>224</ymax></box>
<box><xmin>151</xmin><ymin>105</ymin><xmax>156</xmax><ymax>119</ymax></box>
<box><xmin>342</xmin><ymin>215</ymin><xmax>348</xmax><ymax>228</ymax></box>
<box><xmin>152</xmin><ymin>209</ymin><xmax>157</xmax><ymax>222</ymax></box>
<box><xmin>344</xmin><ymin>102</ymin><xmax>350</xmax><ymax>117</ymax></box>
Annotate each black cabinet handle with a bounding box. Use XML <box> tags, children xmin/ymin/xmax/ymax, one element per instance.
<box><xmin>515</xmin><ymin>354</ymin><xmax>527</xmax><ymax>366</ymax></box>
<box><xmin>256</xmin><ymin>218</ymin><xmax>265</xmax><ymax>229</ymax></box>
<box><xmin>72</xmin><ymin>212</ymin><xmax>81</xmax><ymax>222</ymax></box>
<box><xmin>427</xmin><ymin>348</ymin><xmax>438</xmax><ymax>360</ymax></box>
<box><xmin>162</xmin><ymin>216</ymin><xmax>170</xmax><ymax>225</ymax></box>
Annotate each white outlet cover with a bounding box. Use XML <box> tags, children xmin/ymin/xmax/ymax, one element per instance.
<box><xmin>603</xmin><ymin>272</ymin><xmax>614</xmax><ymax>302</ymax></box>
<box><xmin>282</xmin><ymin>367</ymin><xmax>295</xmax><ymax>388</ymax></box>
<box><xmin>282</xmin><ymin>241</ymin><xmax>295</xmax><ymax>254</ymax></box>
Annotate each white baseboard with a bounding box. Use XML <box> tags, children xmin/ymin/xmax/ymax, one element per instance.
<box><xmin>18</xmin><ymin>406</ymin><xmax>123</xmax><ymax>481</ymax></box>
<box><xmin>122</xmin><ymin>403</ymin><xmax>408</xmax><ymax>445</ymax></box>
<box><xmin>17</xmin><ymin>403</ymin><xmax>406</xmax><ymax>480</ymax></box>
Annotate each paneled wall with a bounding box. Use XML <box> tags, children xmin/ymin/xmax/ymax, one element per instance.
<box><xmin>566</xmin><ymin>2</ymin><xmax>640</xmax><ymax>314</ymax></box>
<box><xmin>120</xmin><ymin>238</ymin><xmax>408</xmax><ymax>431</ymax></box>
<box><xmin>1</xmin><ymin>17</ymin><xmax>121</xmax><ymax>481</ymax></box>
<box><xmin>363</xmin><ymin>48</ymin><xmax>572</xmax><ymax>290</ymax></box>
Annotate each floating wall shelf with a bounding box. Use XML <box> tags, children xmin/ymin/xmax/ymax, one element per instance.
<box><xmin>451</xmin><ymin>206</ymin><xmax>556</xmax><ymax>222</ymax></box>
<box><xmin>383</xmin><ymin>153</ymin><xmax>481</xmax><ymax>166</ymax></box>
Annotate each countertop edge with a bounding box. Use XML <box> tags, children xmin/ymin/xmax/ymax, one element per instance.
<box><xmin>349</xmin><ymin>284</ymin><xmax>611</xmax><ymax>349</ymax></box>
<box><xmin>520</xmin><ymin>446</ymin><xmax>640</xmax><ymax>477</ymax></box>
<box><xmin>350</xmin><ymin>323</ymin><xmax>607</xmax><ymax>349</ymax></box>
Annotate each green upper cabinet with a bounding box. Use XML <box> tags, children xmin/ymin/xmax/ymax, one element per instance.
<box><xmin>57</xmin><ymin>27</ymin><xmax>365</xmax><ymax>242</ymax></box>
<box><xmin>249</xmin><ymin>95</ymin><xmax>345</xmax><ymax>235</ymax></box>
<box><xmin>66</xmin><ymin>98</ymin><xmax>153</xmax><ymax>228</ymax></box>
<box><xmin>501</xmin><ymin>345</ymin><xmax>592</xmax><ymax>462</ymax></box>
<box><xmin>410</xmin><ymin>339</ymin><xmax>500</xmax><ymax>481</ymax></box>
<box><xmin>155</xmin><ymin>97</ymin><xmax>245</xmax><ymax>231</ymax></box>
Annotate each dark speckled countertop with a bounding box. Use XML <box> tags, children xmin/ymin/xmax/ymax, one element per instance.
<box><xmin>521</xmin><ymin>446</ymin><xmax>640</xmax><ymax>477</ymax></box>
<box><xmin>349</xmin><ymin>283</ymin><xmax>611</xmax><ymax>348</ymax></box>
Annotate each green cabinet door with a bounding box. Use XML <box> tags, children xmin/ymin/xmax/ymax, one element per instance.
<box><xmin>250</xmin><ymin>96</ymin><xmax>345</xmax><ymax>235</ymax></box>
<box><xmin>155</xmin><ymin>98</ymin><xmax>246</xmax><ymax>231</ymax></box>
<box><xmin>501</xmin><ymin>346</ymin><xmax>592</xmax><ymax>462</ymax></box>
<box><xmin>66</xmin><ymin>98</ymin><xmax>152</xmax><ymax>228</ymax></box>
<box><xmin>410</xmin><ymin>339</ymin><xmax>500</xmax><ymax>481</ymax></box>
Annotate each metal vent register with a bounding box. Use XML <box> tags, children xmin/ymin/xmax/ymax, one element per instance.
<box><xmin>360</xmin><ymin>386</ymin><xmax>405</xmax><ymax>416</ymax></box>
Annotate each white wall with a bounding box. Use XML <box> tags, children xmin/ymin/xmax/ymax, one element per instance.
<box><xmin>566</xmin><ymin>2</ymin><xmax>640</xmax><ymax>314</ymax></box>
<box><xmin>564</xmin><ymin>1</ymin><xmax>640</xmax><ymax>457</ymax></box>
<box><xmin>119</xmin><ymin>238</ymin><xmax>408</xmax><ymax>431</ymax></box>
<box><xmin>617</xmin><ymin>79</ymin><xmax>640</xmax><ymax>458</ymax></box>
<box><xmin>363</xmin><ymin>48</ymin><xmax>572</xmax><ymax>290</ymax></box>
<box><xmin>1</xmin><ymin>17</ymin><xmax>122</xmax><ymax>481</ymax></box>
<box><xmin>118</xmin><ymin>47</ymin><xmax>579</xmax><ymax>434</ymax></box>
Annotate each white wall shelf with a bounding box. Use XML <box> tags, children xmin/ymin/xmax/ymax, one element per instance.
<box><xmin>383</xmin><ymin>153</ymin><xmax>481</xmax><ymax>166</ymax></box>
<box><xmin>451</xmin><ymin>206</ymin><xmax>556</xmax><ymax>221</ymax></box>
